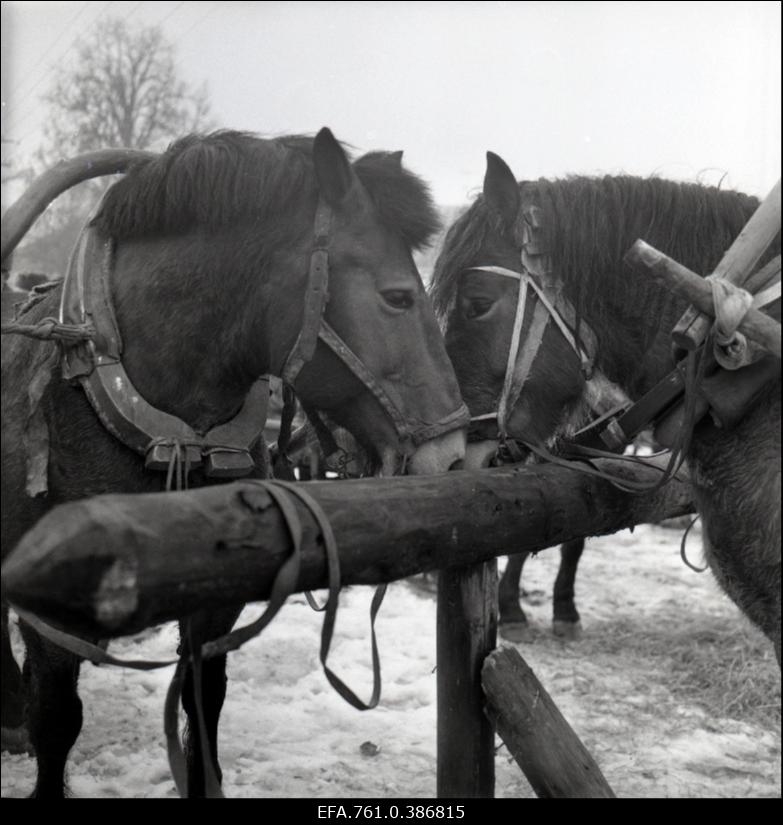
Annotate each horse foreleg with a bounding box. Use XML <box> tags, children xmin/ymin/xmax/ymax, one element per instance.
<box><xmin>19</xmin><ymin>623</ymin><xmax>84</xmax><ymax>798</ymax></box>
<box><xmin>1</xmin><ymin>602</ymin><xmax>31</xmax><ymax>754</ymax></box>
<box><xmin>180</xmin><ymin>605</ymin><xmax>243</xmax><ymax>798</ymax></box>
<box><xmin>497</xmin><ymin>552</ymin><xmax>532</xmax><ymax>643</ymax></box>
<box><xmin>552</xmin><ymin>538</ymin><xmax>585</xmax><ymax>640</ymax></box>
<box><xmin>498</xmin><ymin>552</ymin><xmax>529</xmax><ymax>624</ymax></box>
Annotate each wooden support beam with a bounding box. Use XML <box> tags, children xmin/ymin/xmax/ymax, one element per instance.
<box><xmin>1</xmin><ymin>457</ymin><xmax>694</xmax><ymax>638</ymax></box>
<box><xmin>482</xmin><ymin>646</ymin><xmax>616</xmax><ymax>798</ymax></box>
<box><xmin>625</xmin><ymin>240</ymin><xmax>781</xmax><ymax>359</ymax></box>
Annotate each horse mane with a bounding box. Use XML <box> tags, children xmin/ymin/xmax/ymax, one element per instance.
<box><xmin>431</xmin><ymin>176</ymin><xmax>782</xmax><ymax>384</ymax></box>
<box><xmin>92</xmin><ymin>130</ymin><xmax>439</xmax><ymax>250</ymax></box>
<box><xmin>531</xmin><ymin>176</ymin><xmax>771</xmax><ymax>333</ymax></box>
<box><xmin>431</xmin><ymin>175</ymin><xmax>769</xmax><ymax>321</ymax></box>
<box><xmin>430</xmin><ymin>196</ymin><xmax>507</xmax><ymax>317</ymax></box>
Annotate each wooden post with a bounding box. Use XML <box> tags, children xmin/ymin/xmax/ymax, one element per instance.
<box><xmin>670</xmin><ymin>178</ymin><xmax>781</xmax><ymax>351</ymax></box>
<box><xmin>437</xmin><ymin>561</ymin><xmax>497</xmax><ymax>798</ymax></box>
<box><xmin>482</xmin><ymin>647</ymin><xmax>615</xmax><ymax>798</ymax></box>
<box><xmin>625</xmin><ymin>240</ymin><xmax>781</xmax><ymax>358</ymax></box>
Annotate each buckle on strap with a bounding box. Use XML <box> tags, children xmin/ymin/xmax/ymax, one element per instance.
<box><xmin>281</xmin><ymin>199</ymin><xmax>333</xmax><ymax>384</ymax></box>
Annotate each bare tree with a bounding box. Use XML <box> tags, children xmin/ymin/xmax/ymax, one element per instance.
<box><xmin>41</xmin><ymin>17</ymin><xmax>212</xmax><ymax>158</ymax></box>
<box><xmin>13</xmin><ymin>16</ymin><xmax>214</xmax><ymax>277</ymax></box>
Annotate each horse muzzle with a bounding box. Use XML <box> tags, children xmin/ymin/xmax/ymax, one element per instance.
<box><xmin>406</xmin><ymin>428</ymin><xmax>467</xmax><ymax>475</ymax></box>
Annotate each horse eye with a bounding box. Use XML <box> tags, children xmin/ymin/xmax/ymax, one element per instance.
<box><xmin>381</xmin><ymin>290</ymin><xmax>415</xmax><ymax>311</ymax></box>
<box><xmin>464</xmin><ymin>298</ymin><xmax>495</xmax><ymax>319</ymax></box>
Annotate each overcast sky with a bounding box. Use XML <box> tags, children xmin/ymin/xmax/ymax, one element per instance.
<box><xmin>2</xmin><ymin>0</ymin><xmax>781</xmax><ymax>206</ymax></box>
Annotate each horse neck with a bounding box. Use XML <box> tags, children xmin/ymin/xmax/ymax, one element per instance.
<box><xmin>586</xmin><ymin>278</ymin><xmax>687</xmax><ymax>401</ymax></box>
<box><xmin>111</xmin><ymin>228</ymin><xmax>283</xmax><ymax>432</ymax></box>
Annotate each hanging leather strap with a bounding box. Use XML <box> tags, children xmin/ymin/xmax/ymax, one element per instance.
<box><xmin>201</xmin><ymin>480</ymin><xmax>386</xmax><ymax>711</ymax></box>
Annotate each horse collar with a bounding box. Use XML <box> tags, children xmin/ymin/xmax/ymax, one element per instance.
<box><xmin>59</xmin><ymin>227</ymin><xmax>269</xmax><ymax>478</ymax></box>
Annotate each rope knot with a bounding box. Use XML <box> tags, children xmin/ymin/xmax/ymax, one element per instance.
<box><xmin>710</xmin><ymin>279</ymin><xmax>754</xmax><ymax>370</ymax></box>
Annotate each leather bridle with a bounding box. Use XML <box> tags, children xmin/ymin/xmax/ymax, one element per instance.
<box><xmin>466</xmin><ymin>261</ymin><xmax>597</xmax><ymax>440</ymax></box>
<box><xmin>282</xmin><ymin>198</ymin><xmax>470</xmax><ymax>454</ymax></box>
<box><xmin>463</xmin><ymin>218</ymin><xmax>781</xmax><ymax>467</ymax></box>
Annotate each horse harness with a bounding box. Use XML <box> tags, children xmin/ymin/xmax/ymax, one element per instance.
<box><xmin>466</xmin><ymin>204</ymin><xmax>782</xmax><ymax>465</ymax></box>
<box><xmin>53</xmin><ymin>197</ymin><xmax>468</xmax><ymax>488</ymax></box>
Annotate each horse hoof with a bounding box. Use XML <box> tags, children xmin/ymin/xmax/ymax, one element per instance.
<box><xmin>552</xmin><ymin>620</ymin><xmax>582</xmax><ymax>641</ymax></box>
<box><xmin>499</xmin><ymin>622</ymin><xmax>534</xmax><ymax>643</ymax></box>
<box><xmin>1</xmin><ymin>724</ymin><xmax>33</xmax><ymax>755</ymax></box>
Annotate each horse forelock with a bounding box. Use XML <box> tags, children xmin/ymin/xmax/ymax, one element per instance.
<box><xmin>430</xmin><ymin>196</ymin><xmax>515</xmax><ymax>320</ymax></box>
<box><xmin>353</xmin><ymin>152</ymin><xmax>441</xmax><ymax>251</ymax></box>
<box><xmin>91</xmin><ymin>131</ymin><xmax>440</xmax><ymax>252</ymax></box>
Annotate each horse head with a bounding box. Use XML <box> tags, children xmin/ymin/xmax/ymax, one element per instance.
<box><xmin>434</xmin><ymin>152</ymin><xmax>589</xmax><ymax>468</ymax></box>
<box><xmin>261</xmin><ymin>128</ymin><xmax>467</xmax><ymax>475</ymax></box>
<box><xmin>3</xmin><ymin>130</ymin><xmax>467</xmax><ymax>479</ymax></box>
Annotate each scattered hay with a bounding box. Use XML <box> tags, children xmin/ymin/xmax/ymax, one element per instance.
<box><xmin>567</xmin><ymin>616</ymin><xmax>780</xmax><ymax>729</ymax></box>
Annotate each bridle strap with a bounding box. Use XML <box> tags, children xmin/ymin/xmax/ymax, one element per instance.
<box><xmin>502</xmin><ymin>298</ymin><xmax>550</xmax><ymax>435</ymax></box>
<box><xmin>467</xmin><ymin>264</ymin><xmax>595</xmax><ymax>438</ymax></box>
<box><xmin>281</xmin><ymin>199</ymin><xmax>333</xmax><ymax>385</ymax></box>
<box><xmin>318</xmin><ymin>321</ymin><xmax>412</xmax><ymax>442</ymax></box>
<box><xmin>469</xmin><ymin>265</ymin><xmax>594</xmax><ymax>375</ymax></box>
<box><xmin>497</xmin><ymin>271</ymin><xmax>529</xmax><ymax>435</ymax></box>
<box><xmin>279</xmin><ymin>199</ymin><xmax>469</xmax><ymax>448</ymax></box>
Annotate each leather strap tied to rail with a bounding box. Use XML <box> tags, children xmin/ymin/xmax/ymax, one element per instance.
<box><xmin>200</xmin><ymin>479</ymin><xmax>386</xmax><ymax>711</ymax></box>
<box><xmin>10</xmin><ymin>475</ymin><xmax>385</xmax><ymax>795</ymax></box>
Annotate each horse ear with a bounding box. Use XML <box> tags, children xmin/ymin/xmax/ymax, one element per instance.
<box><xmin>313</xmin><ymin>127</ymin><xmax>358</xmax><ymax>207</ymax></box>
<box><xmin>483</xmin><ymin>151</ymin><xmax>520</xmax><ymax>224</ymax></box>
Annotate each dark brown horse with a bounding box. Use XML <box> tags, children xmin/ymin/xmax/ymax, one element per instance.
<box><xmin>432</xmin><ymin>153</ymin><xmax>780</xmax><ymax>657</ymax></box>
<box><xmin>1</xmin><ymin>128</ymin><xmax>467</xmax><ymax>797</ymax></box>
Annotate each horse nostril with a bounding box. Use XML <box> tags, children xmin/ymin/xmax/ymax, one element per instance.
<box><xmin>449</xmin><ymin>459</ymin><xmax>464</xmax><ymax>471</ymax></box>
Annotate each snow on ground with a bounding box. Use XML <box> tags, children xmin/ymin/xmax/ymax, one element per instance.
<box><xmin>2</xmin><ymin>523</ymin><xmax>780</xmax><ymax>798</ymax></box>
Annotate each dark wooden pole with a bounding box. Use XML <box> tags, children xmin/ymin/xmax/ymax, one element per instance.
<box><xmin>1</xmin><ymin>149</ymin><xmax>156</xmax><ymax>264</ymax></box>
<box><xmin>2</xmin><ymin>457</ymin><xmax>693</xmax><ymax>637</ymax></box>
<box><xmin>437</xmin><ymin>561</ymin><xmax>497</xmax><ymax>798</ymax></box>
<box><xmin>669</xmin><ymin>178</ymin><xmax>781</xmax><ymax>351</ymax></box>
<box><xmin>482</xmin><ymin>647</ymin><xmax>615</xmax><ymax>798</ymax></box>
<box><xmin>625</xmin><ymin>240</ymin><xmax>781</xmax><ymax>358</ymax></box>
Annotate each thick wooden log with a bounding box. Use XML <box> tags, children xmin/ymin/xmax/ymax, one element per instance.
<box><xmin>437</xmin><ymin>561</ymin><xmax>497</xmax><ymax>798</ymax></box>
<box><xmin>1</xmin><ymin>457</ymin><xmax>694</xmax><ymax>638</ymax></box>
<box><xmin>1</xmin><ymin>149</ymin><xmax>156</xmax><ymax>264</ymax></box>
<box><xmin>482</xmin><ymin>646</ymin><xmax>615</xmax><ymax>798</ymax></box>
<box><xmin>626</xmin><ymin>240</ymin><xmax>781</xmax><ymax>359</ymax></box>
<box><xmin>670</xmin><ymin>178</ymin><xmax>781</xmax><ymax>351</ymax></box>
